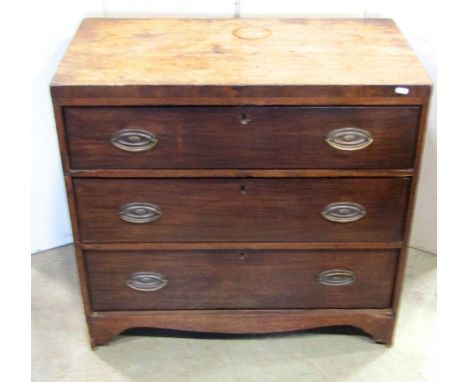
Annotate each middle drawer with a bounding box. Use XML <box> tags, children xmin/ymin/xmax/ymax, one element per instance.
<box><xmin>74</xmin><ymin>178</ymin><xmax>410</xmax><ymax>243</ymax></box>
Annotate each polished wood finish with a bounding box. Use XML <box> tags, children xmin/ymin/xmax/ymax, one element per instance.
<box><xmin>51</xmin><ymin>18</ymin><xmax>432</xmax><ymax>348</ymax></box>
<box><xmin>87</xmin><ymin>249</ymin><xmax>397</xmax><ymax>311</ymax></box>
<box><xmin>88</xmin><ymin>309</ymin><xmax>396</xmax><ymax>348</ymax></box>
<box><xmin>65</xmin><ymin>106</ymin><xmax>420</xmax><ymax>169</ymax></box>
<box><xmin>391</xmin><ymin>101</ymin><xmax>432</xmax><ymax>314</ymax></box>
<box><xmin>81</xmin><ymin>242</ymin><xmax>404</xmax><ymax>250</ymax></box>
<box><xmin>56</xmin><ymin>96</ymin><xmax>429</xmax><ymax>106</ymax></box>
<box><xmin>67</xmin><ymin>169</ymin><xmax>415</xmax><ymax>178</ymax></box>
<box><xmin>74</xmin><ymin>178</ymin><xmax>410</xmax><ymax>243</ymax></box>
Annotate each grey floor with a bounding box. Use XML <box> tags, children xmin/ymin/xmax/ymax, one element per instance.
<box><xmin>32</xmin><ymin>245</ymin><xmax>436</xmax><ymax>382</ymax></box>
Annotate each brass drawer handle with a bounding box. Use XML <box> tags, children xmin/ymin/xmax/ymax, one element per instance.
<box><xmin>318</xmin><ymin>269</ymin><xmax>355</xmax><ymax>286</ymax></box>
<box><xmin>321</xmin><ymin>202</ymin><xmax>366</xmax><ymax>223</ymax></box>
<box><xmin>119</xmin><ymin>202</ymin><xmax>162</xmax><ymax>224</ymax></box>
<box><xmin>325</xmin><ymin>127</ymin><xmax>373</xmax><ymax>151</ymax></box>
<box><xmin>126</xmin><ymin>272</ymin><xmax>168</xmax><ymax>292</ymax></box>
<box><xmin>111</xmin><ymin>129</ymin><xmax>158</xmax><ymax>152</ymax></box>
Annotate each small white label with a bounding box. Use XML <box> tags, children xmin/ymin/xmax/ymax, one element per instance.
<box><xmin>394</xmin><ymin>86</ymin><xmax>410</xmax><ymax>95</ymax></box>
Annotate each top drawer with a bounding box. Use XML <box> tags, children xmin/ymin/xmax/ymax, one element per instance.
<box><xmin>64</xmin><ymin>106</ymin><xmax>420</xmax><ymax>170</ymax></box>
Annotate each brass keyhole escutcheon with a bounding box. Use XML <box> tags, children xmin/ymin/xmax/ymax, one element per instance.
<box><xmin>239</xmin><ymin>114</ymin><xmax>251</xmax><ymax>125</ymax></box>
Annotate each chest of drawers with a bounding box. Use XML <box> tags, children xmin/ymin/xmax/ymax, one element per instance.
<box><xmin>51</xmin><ymin>18</ymin><xmax>431</xmax><ymax>348</ymax></box>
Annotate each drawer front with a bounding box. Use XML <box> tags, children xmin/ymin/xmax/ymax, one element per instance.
<box><xmin>87</xmin><ymin>249</ymin><xmax>397</xmax><ymax>311</ymax></box>
<box><xmin>74</xmin><ymin>178</ymin><xmax>410</xmax><ymax>243</ymax></box>
<box><xmin>65</xmin><ymin>106</ymin><xmax>420</xmax><ymax>170</ymax></box>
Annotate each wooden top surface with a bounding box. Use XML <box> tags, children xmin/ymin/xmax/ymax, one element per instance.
<box><xmin>52</xmin><ymin>18</ymin><xmax>430</xmax><ymax>87</ymax></box>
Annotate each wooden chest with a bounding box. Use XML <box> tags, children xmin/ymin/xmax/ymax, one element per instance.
<box><xmin>51</xmin><ymin>18</ymin><xmax>431</xmax><ymax>347</ymax></box>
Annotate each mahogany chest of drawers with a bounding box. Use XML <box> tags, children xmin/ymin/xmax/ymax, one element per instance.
<box><xmin>51</xmin><ymin>18</ymin><xmax>431</xmax><ymax>347</ymax></box>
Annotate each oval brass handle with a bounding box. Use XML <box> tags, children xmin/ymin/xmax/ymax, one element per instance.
<box><xmin>325</xmin><ymin>127</ymin><xmax>373</xmax><ymax>151</ymax></box>
<box><xmin>119</xmin><ymin>202</ymin><xmax>162</xmax><ymax>224</ymax></box>
<box><xmin>318</xmin><ymin>269</ymin><xmax>355</xmax><ymax>286</ymax></box>
<box><xmin>126</xmin><ymin>272</ymin><xmax>168</xmax><ymax>292</ymax></box>
<box><xmin>111</xmin><ymin>129</ymin><xmax>158</xmax><ymax>152</ymax></box>
<box><xmin>321</xmin><ymin>202</ymin><xmax>366</xmax><ymax>223</ymax></box>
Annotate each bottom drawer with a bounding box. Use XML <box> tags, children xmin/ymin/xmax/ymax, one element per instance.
<box><xmin>87</xmin><ymin>249</ymin><xmax>397</xmax><ymax>311</ymax></box>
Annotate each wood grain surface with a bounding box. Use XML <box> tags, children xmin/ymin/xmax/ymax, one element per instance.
<box><xmin>88</xmin><ymin>309</ymin><xmax>396</xmax><ymax>347</ymax></box>
<box><xmin>66</xmin><ymin>169</ymin><xmax>415</xmax><ymax>178</ymax></box>
<box><xmin>65</xmin><ymin>106</ymin><xmax>420</xmax><ymax>170</ymax></box>
<box><xmin>86</xmin><ymin>249</ymin><xmax>397</xmax><ymax>311</ymax></box>
<box><xmin>81</xmin><ymin>242</ymin><xmax>404</xmax><ymax>250</ymax></box>
<box><xmin>73</xmin><ymin>178</ymin><xmax>410</xmax><ymax>243</ymax></box>
<box><xmin>50</xmin><ymin>18</ymin><xmax>432</xmax><ymax>347</ymax></box>
<box><xmin>53</xmin><ymin>18</ymin><xmax>431</xmax><ymax>88</ymax></box>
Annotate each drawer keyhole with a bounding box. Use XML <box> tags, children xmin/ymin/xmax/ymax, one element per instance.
<box><xmin>239</xmin><ymin>114</ymin><xmax>251</xmax><ymax>125</ymax></box>
<box><xmin>240</xmin><ymin>252</ymin><xmax>246</xmax><ymax>260</ymax></box>
<box><xmin>240</xmin><ymin>185</ymin><xmax>246</xmax><ymax>194</ymax></box>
